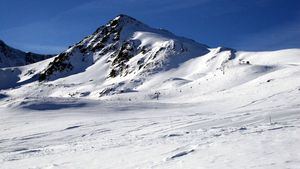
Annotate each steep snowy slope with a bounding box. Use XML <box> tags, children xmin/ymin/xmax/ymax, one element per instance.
<box><xmin>0</xmin><ymin>40</ymin><xmax>53</xmax><ymax>68</ymax></box>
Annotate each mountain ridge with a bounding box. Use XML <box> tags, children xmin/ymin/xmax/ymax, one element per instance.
<box><xmin>0</xmin><ymin>40</ymin><xmax>54</xmax><ymax>68</ymax></box>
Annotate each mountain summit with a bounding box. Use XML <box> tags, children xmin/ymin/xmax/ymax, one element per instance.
<box><xmin>38</xmin><ymin>15</ymin><xmax>209</xmax><ymax>83</ymax></box>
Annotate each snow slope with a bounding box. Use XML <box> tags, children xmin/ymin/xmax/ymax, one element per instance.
<box><xmin>0</xmin><ymin>93</ymin><xmax>300</xmax><ymax>169</ymax></box>
<box><xmin>0</xmin><ymin>15</ymin><xmax>300</xmax><ymax>169</ymax></box>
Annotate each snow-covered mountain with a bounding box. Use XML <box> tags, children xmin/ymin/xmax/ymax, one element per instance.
<box><xmin>37</xmin><ymin>15</ymin><xmax>210</xmax><ymax>97</ymax></box>
<box><xmin>1</xmin><ymin>14</ymin><xmax>300</xmax><ymax>169</ymax></box>
<box><xmin>1</xmin><ymin>14</ymin><xmax>300</xmax><ymax>99</ymax></box>
<box><xmin>0</xmin><ymin>40</ymin><xmax>53</xmax><ymax>68</ymax></box>
<box><xmin>39</xmin><ymin>15</ymin><xmax>208</xmax><ymax>81</ymax></box>
<box><xmin>0</xmin><ymin>14</ymin><xmax>299</xmax><ymax>99</ymax></box>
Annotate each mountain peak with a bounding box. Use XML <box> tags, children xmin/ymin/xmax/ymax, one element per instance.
<box><xmin>106</xmin><ymin>14</ymin><xmax>145</xmax><ymax>29</ymax></box>
<box><xmin>38</xmin><ymin>14</ymin><xmax>209</xmax><ymax>82</ymax></box>
<box><xmin>115</xmin><ymin>14</ymin><xmax>137</xmax><ymax>21</ymax></box>
<box><xmin>91</xmin><ymin>14</ymin><xmax>146</xmax><ymax>38</ymax></box>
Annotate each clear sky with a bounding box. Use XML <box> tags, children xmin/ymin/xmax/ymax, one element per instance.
<box><xmin>0</xmin><ymin>0</ymin><xmax>299</xmax><ymax>54</ymax></box>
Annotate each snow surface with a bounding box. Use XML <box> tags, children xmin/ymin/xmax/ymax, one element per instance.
<box><xmin>0</xmin><ymin>15</ymin><xmax>300</xmax><ymax>169</ymax></box>
<box><xmin>1</xmin><ymin>95</ymin><xmax>300</xmax><ymax>169</ymax></box>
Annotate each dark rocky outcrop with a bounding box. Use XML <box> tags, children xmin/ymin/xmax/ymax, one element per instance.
<box><xmin>39</xmin><ymin>52</ymin><xmax>73</xmax><ymax>81</ymax></box>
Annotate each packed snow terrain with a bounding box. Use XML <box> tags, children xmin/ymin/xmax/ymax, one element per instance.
<box><xmin>0</xmin><ymin>15</ymin><xmax>300</xmax><ymax>169</ymax></box>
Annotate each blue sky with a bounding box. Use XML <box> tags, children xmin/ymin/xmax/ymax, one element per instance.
<box><xmin>0</xmin><ymin>0</ymin><xmax>299</xmax><ymax>54</ymax></box>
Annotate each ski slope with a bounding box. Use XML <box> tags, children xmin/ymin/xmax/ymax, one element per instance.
<box><xmin>1</xmin><ymin>93</ymin><xmax>300</xmax><ymax>169</ymax></box>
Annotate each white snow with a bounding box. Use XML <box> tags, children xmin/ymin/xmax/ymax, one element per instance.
<box><xmin>1</xmin><ymin>96</ymin><xmax>300</xmax><ymax>169</ymax></box>
<box><xmin>1</xmin><ymin>47</ymin><xmax>300</xmax><ymax>168</ymax></box>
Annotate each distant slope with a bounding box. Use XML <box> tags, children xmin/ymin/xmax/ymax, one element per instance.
<box><xmin>0</xmin><ymin>40</ymin><xmax>54</xmax><ymax>68</ymax></box>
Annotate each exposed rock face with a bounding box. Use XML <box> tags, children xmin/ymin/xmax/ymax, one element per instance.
<box><xmin>0</xmin><ymin>40</ymin><xmax>54</xmax><ymax>68</ymax></box>
<box><xmin>39</xmin><ymin>52</ymin><xmax>73</xmax><ymax>81</ymax></box>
